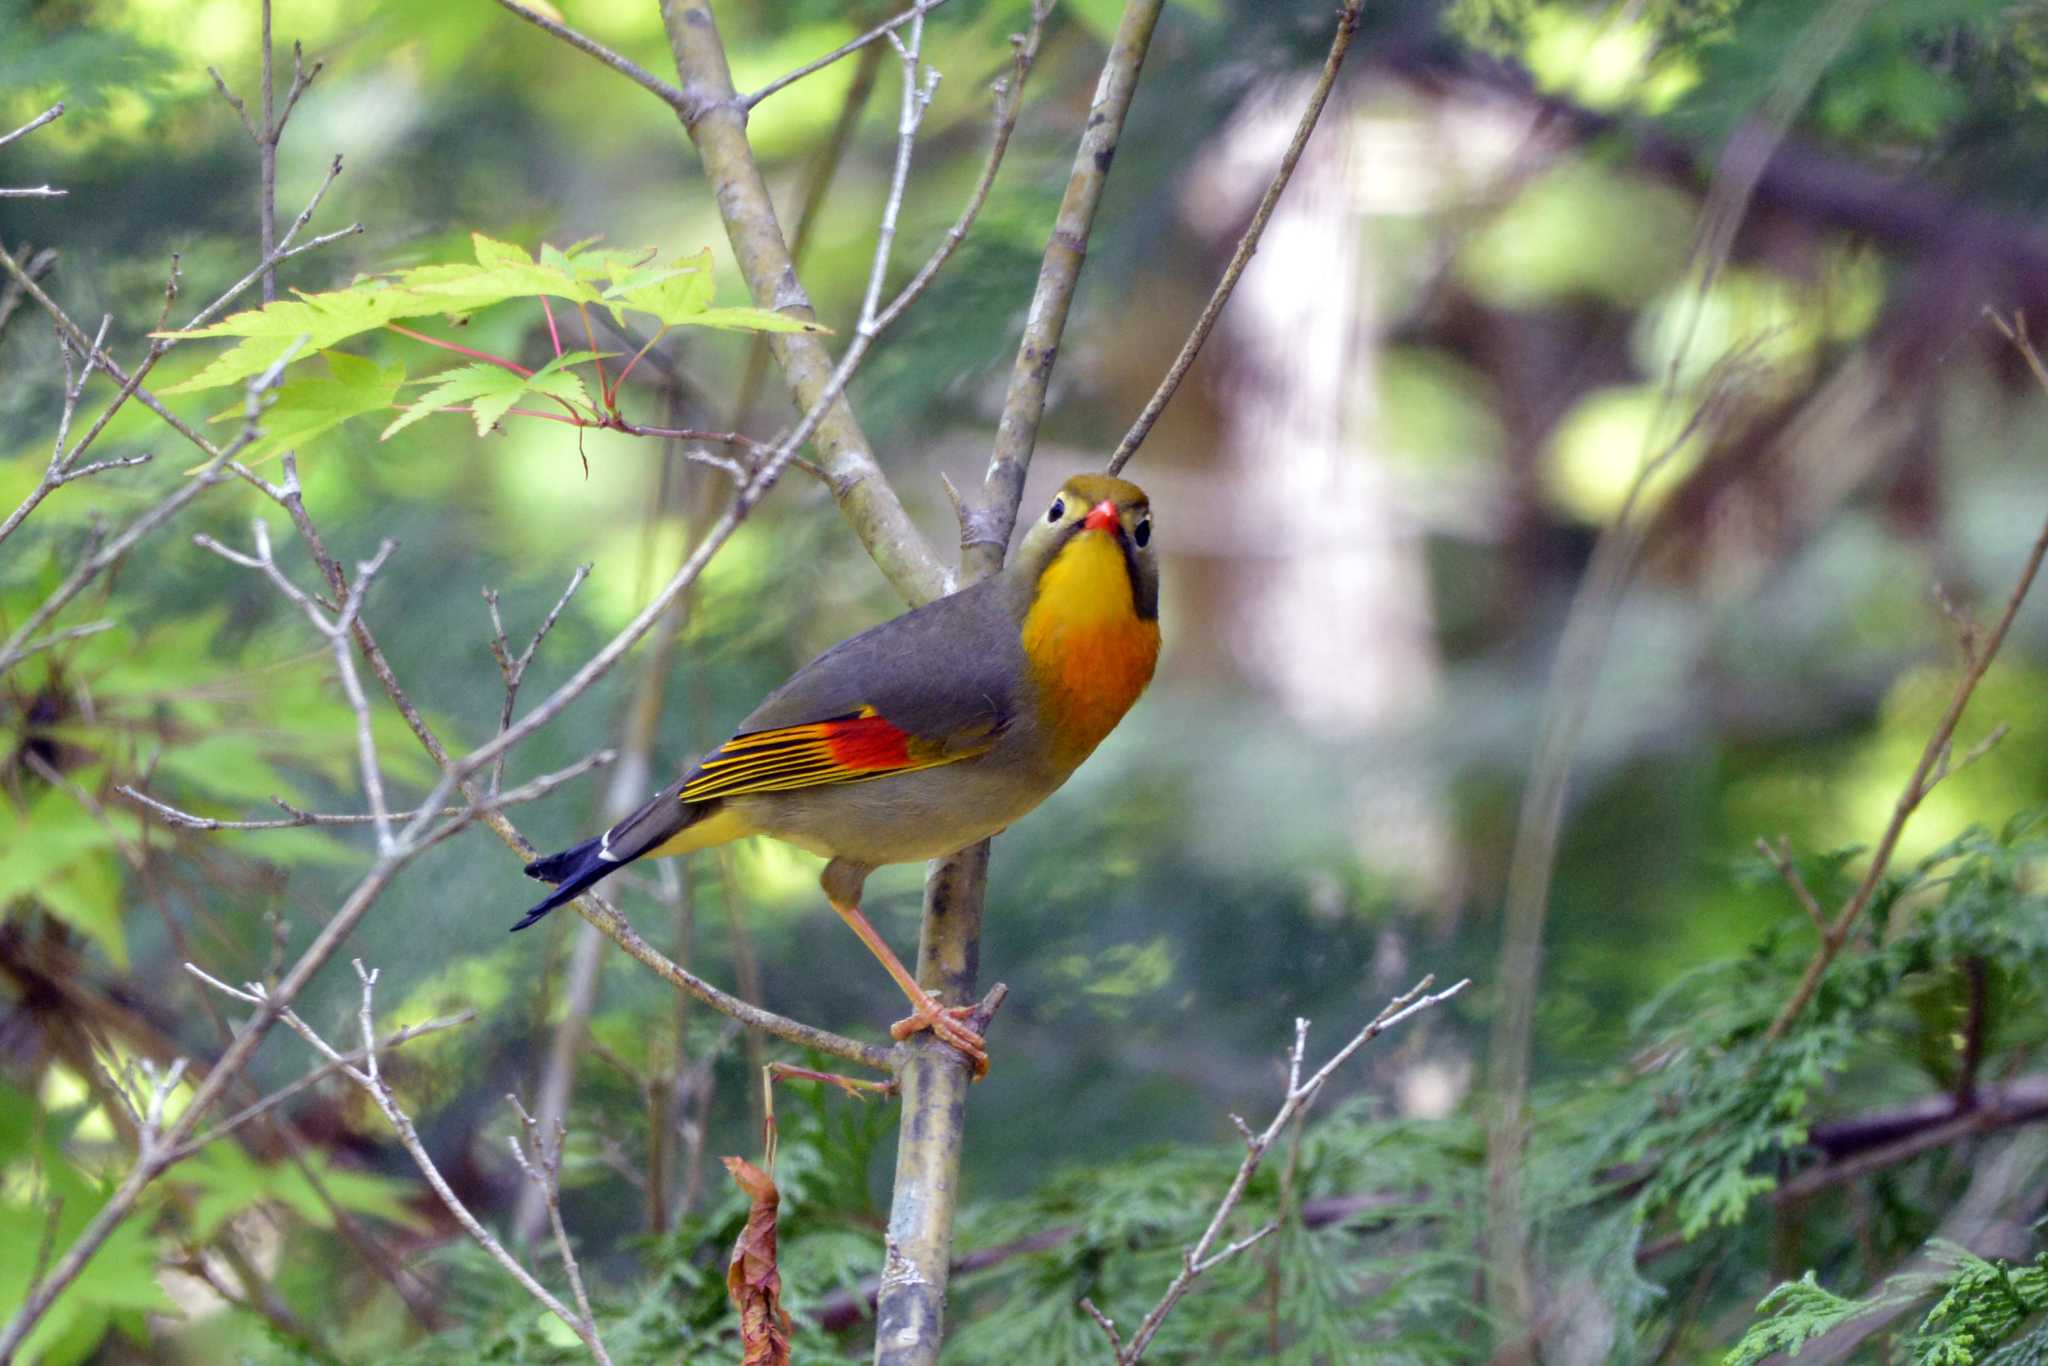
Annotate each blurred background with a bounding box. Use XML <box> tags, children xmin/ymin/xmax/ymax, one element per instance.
<box><xmin>6</xmin><ymin>0</ymin><xmax>2048</xmax><ymax>1359</ymax></box>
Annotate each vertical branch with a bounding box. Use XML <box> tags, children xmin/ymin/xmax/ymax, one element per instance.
<box><xmin>661</xmin><ymin>0</ymin><xmax>950</xmax><ymax>605</ymax></box>
<box><xmin>877</xmin><ymin>4</ymin><xmax>1162</xmax><ymax>1361</ymax></box>
<box><xmin>970</xmin><ymin>0</ymin><xmax>1165</xmax><ymax>572</ymax></box>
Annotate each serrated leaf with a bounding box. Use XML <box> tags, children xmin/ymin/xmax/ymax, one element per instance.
<box><xmin>159</xmin><ymin>280</ymin><xmax>419</xmax><ymax>394</ymax></box>
<box><xmin>195</xmin><ymin>350</ymin><xmax>405</xmax><ymax>467</ymax></box>
<box><xmin>383</xmin><ymin>353</ymin><xmax>595</xmax><ymax>440</ymax></box>
<box><xmin>685</xmin><ymin>306</ymin><xmax>829</xmax><ymax>334</ymax></box>
<box><xmin>164</xmin><ymin>235</ymin><xmax>814</xmax><ymax>395</ymax></box>
<box><xmin>606</xmin><ymin>246</ymin><xmax>714</xmax><ymax>325</ymax></box>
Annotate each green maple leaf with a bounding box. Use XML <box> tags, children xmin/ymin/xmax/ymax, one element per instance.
<box><xmin>198</xmin><ymin>350</ymin><xmax>405</xmax><ymax>465</ymax></box>
<box><xmin>382</xmin><ymin>349</ymin><xmax>601</xmax><ymax>439</ymax></box>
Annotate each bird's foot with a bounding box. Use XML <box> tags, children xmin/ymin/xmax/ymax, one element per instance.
<box><xmin>890</xmin><ymin>1001</ymin><xmax>989</xmax><ymax>1078</ymax></box>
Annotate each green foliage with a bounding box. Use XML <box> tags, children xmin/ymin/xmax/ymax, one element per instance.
<box><xmin>382</xmin><ymin>351</ymin><xmax>599</xmax><ymax>441</ymax></box>
<box><xmin>163</xmin><ymin>235</ymin><xmax>820</xmax><ymax>396</ymax></box>
<box><xmin>1730</xmin><ymin>1244</ymin><xmax>2048</xmax><ymax>1366</ymax></box>
<box><xmin>180</xmin><ymin>1141</ymin><xmax>427</xmax><ymax>1241</ymax></box>
<box><xmin>149</xmin><ymin>235</ymin><xmax>825</xmax><ymax>465</ymax></box>
<box><xmin>0</xmin><ymin>1083</ymin><xmax>171</xmax><ymax>1366</ymax></box>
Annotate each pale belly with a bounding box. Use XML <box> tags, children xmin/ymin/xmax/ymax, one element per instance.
<box><xmin>728</xmin><ymin>749</ymin><xmax>1062</xmax><ymax>869</ymax></box>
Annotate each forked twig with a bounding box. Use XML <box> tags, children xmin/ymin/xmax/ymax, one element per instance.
<box><xmin>1089</xmin><ymin>977</ymin><xmax>1468</xmax><ymax>1363</ymax></box>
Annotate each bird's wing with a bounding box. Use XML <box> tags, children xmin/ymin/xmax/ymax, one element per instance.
<box><xmin>677</xmin><ymin>582</ymin><xmax>1020</xmax><ymax>805</ymax></box>
<box><xmin>677</xmin><ymin>704</ymin><xmax>993</xmax><ymax>803</ymax></box>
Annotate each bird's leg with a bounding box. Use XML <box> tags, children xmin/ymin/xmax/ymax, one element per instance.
<box><xmin>826</xmin><ymin>896</ymin><xmax>989</xmax><ymax>1076</ymax></box>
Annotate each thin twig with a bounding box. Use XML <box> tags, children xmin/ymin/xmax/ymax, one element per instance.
<box><xmin>745</xmin><ymin>0</ymin><xmax>960</xmax><ymax>109</ymax></box>
<box><xmin>1761</xmin><ymin>337</ymin><xmax>2048</xmax><ymax>1042</ymax></box>
<box><xmin>195</xmin><ymin>526</ymin><xmax>400</xmax><ymax>852</ymax></box>
<box><xmin>491</xmin><ymin>0</ymin><xmax>689</xmax><ymax>113</ymax></box>
<box><xmin>0</xmin><ymin>103</ymin><xmax>64</xmax><ymax>150</ymax></box>
<box><xmin>1109</xmin><ymin>978</ymin><xmax>1468</xmax><ymax>1363</ymax></box>
<box><xmin>1107</xmin><ymin>0</ymin><xmax>1364</xmax><ymax>475</ymax></box>
<box><xmin>485</xmin><ymin>563</ymin><xmax>593</xmax><ymax>794</ymax></box>
<box><xmin>187</xmin><ymin>964</ymin><xmax>614</xmax><ymax>1365</ymax></box>
<box><xmin>165</xmin><ymin>1012</ymin><xmax>475</xmax><ymax>1163</ymax></box>
<box><xmin>117</xmin><ymin>750</ymin><xmax>613</xmax><ymax>832</ymax></box>
<box><xmin>1755</xmin><ymin>837</ymin><xmax>1827</xmax><ymax>934</ymax></box>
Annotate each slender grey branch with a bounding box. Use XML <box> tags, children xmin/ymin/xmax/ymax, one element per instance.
<box><xmin>506</xmin><ymin>1095</ymin><xmax>602</xmax><ymax>1345</ymax></box>
<box><xmin>491</xmin><ymin>0</ymin><xmax>689</xmax><ymax>112</ymax></box>
<box><xmin>970</xmin><ymin>0</ymin><xmax>1162</xmax><ymax>575</ymax></box>
<box><xmin>165</xmin><ymin>1011</ymin><xmax>476</xmax><ymax>1163</ymax></box>
<box><xmin>485</xmin><ymin>563</ymin><xmax>593</xmax><ymax>794</ymax></box>
<box><xmin>117</xmin><ymin>749</ymin><xmax>613</xmax><ymax>833</ymax></box>
<box><xmin>188</xmin><ymin>963</ymin><xmax>615</xmax><ymax>1365</ymax></box>
<box><xmin>0</xmin><ymin>102</ymin><xmax>63</xmax><ymax>150</ymax></box>
<box><xmin>195</xmin><ymin>526</ymin><xmax>399</xmax><ymax>852</ymax></box>
<box><xmin>746</xmin><ymin>0</ymin><xmax>958</xmax><ymax>109</ymax></box>
<box><xmin>1107</xmin><ymin>0</ymin><xmax>1364</xmax><ymax>475</ymax></box>
<box><xmin>1111</xmin><ymin>977</ymin><xmax>1468</xmax><ymax>1364</ymax></box>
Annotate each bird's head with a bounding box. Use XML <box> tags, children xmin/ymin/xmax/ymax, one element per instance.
<box><xmin>1012</xmin><ymin>474</ymin><xmax>1157</xmax><ymax>620</ymax></box>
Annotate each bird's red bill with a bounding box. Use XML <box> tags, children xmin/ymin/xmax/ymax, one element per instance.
<box><xmin>1083</xmin><ymin>499</ymin><xmax>1119</xmax><ymax>532</ymax></box>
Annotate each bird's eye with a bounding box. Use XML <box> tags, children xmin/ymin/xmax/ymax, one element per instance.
<box><xmin>1133</xmin><ymin>516</ymin><xmax>1151</xmax><ymax>548</ymax></box>
<box><xmin>1047</xmin><ymin>497</ymin><xmax>1065</xmax><ymax>524</ymax></box>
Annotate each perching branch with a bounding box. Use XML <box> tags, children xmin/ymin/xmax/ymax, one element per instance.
<box><xmin>877</xmin><ymin>5</ymin><xmax>1156</xmax><ymax>1359</ymax></box>
<box><xmin>972</xmin><ymin>0</ymin><xmax>1163</xmax><ymax>568</ymax></box>
<box><xmin>1086</xmin><ymin>977</ymin><xmax>1469</xmax><ymax>1364</ymax></box>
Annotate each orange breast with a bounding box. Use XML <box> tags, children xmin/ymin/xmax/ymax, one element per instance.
<box><xmin>1020</xmin><ymin>530</ymin><xmax>1160</xmax><ymax>767</ymax></box>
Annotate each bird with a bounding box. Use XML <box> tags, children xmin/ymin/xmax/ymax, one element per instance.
<box><xmin>515</xmin><ymin>474</ymin><xmax>1159</xmax><ymax>1073</ymax></box>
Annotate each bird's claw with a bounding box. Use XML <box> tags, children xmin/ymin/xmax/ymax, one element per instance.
<box><xmin>891</xmin><ymin>1002</ymin><xmax>990</xmax><ymax>1078</ymax></box>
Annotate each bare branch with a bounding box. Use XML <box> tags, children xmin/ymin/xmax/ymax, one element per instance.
<box><xmin>207</xmin><ymin>65</ymin><xmax>261</xmax><ymax>141</ymax></box>
<box><xmin>746</xmin><ymin>0</ymin><xmax>960</xmax><ymax>109</ymax></box>
<box><xmin>188</xmin><ymin>963</ymin><xmax>614</xmax><ymax>1364</ymax></box>
<box><xmin>506</xmin><ymin>1095</ymin><xmax>602</xmax><ymax>1344</ymax></box>
<box><xmin>0</xmin><ymin>243</ymin><xmax>57</xmax><ymax>339</ymax></box>
<box><xmin>1107</xmin><ymin>0</ymin><xmax>1363</xmax><ymax>475</ymax></box>
<box><xmin>1762</xmin><ymin>347</ymin><xmax>2048</xmax><ymax>1042</ymax></box>
<box><xmin>485</xmin><ymin>563</ymin><xmax>592</xmax><ymax>793</ymax></box>
<box><xmin>665</xmin><ymin>0</ymin><xmax>950</xmax><ymax>604</ymax></box>
<box><xmin>0</xmin><ymin>102</ymin><xmax>64</xmax><ymax>150</ymax></box>
<box><xmin>1113</xmin><ymin>977</ymin><xmax>1468</xmax><ymax>1363</ymax></box>
<box><xmin>871</xmin><ymin>0</ymin><xmax>1052</xmax><ymax>338</ymax></box>
<box><xmin>165</xmin><ymin>1011</ymin><xmax>475</xmax><ymax>1163</ymax></box>
<box><xmin>492</xmin><ymin>0</ymin><xmax>690</xmax><ymax>114</ymax></box>
<box><xmin>1081</xmin><ymin>1297</ymin><xmax>1125</xmax><ymax>1354</ymax></box>
<box><xmin>118</xmin><ymin>749</ymin><xmax>612</xmax><ymax>835</ymax></box>
<box><xmin>969</xmin><ymin>0</ymin><xmax>1161</xmax><ymax>577</ymax></box>
<box><xmin>1755</xmin><ymin>836</ymin><xmax>1828</xmax><ymax>934</ymax></box>
<box><xmin>0</xmin><ymin>341</ymin><xmax>303</xmax><ymax>679</ymax></box>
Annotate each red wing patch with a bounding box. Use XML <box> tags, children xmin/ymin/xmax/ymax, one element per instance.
<box><xmin>677</xmin><ymin>706</ymin><xmax>971</xmax><ymax>804</ymax></box>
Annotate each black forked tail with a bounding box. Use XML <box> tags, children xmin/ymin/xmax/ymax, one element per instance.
<box><xmin>512</xmin><ymin>836</ymin><xmax>616</xmax><ymax>931</ymax></box>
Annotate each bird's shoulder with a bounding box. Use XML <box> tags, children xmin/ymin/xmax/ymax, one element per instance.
<box><xmin>733</xmin><ymin>577</ymin><xmax>1025</xmax><ymax>745</ymax></box>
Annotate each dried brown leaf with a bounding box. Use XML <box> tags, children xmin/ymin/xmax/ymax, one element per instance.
<box><xmin>723</xmin><ymin>1155</ymin><xmax>792</xmax><ymax>1366</ymax></box>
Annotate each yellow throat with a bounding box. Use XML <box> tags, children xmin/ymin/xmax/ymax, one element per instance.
<box><xmin>1020</xmin><ymin>527</ymin><xmax>1160</xmax><ymax>768</ymax></box>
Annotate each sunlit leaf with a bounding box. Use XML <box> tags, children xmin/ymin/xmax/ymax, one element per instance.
<box><xmin>195</xmin><ymin>350</ymin><xmax>406</xmax><ymax>466</ymax></box>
